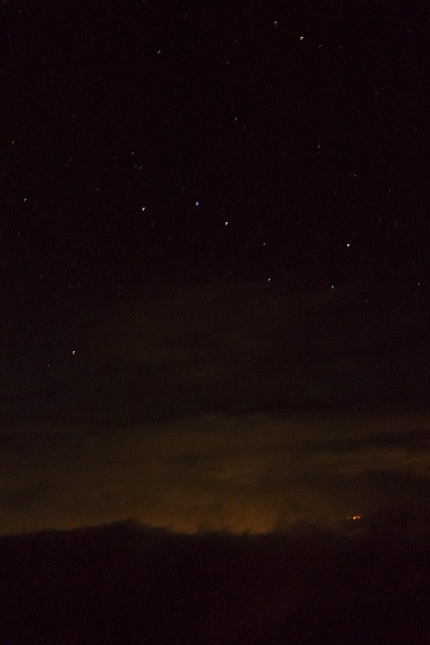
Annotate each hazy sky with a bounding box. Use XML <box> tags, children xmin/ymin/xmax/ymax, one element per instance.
<box><xmin>1</xmin><ymin>281</ymin><xmax>428</xmax><ymax>535</ymax></box>
<box><xmin>2</xmin><ymin>409</ymin><xmax>430</xmax><ymax>535</ymax></box>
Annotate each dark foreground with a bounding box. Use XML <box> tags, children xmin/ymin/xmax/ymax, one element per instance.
<box><xmin>1</xmin><ymin>516</ymin><xmax>429</xmax><ymax>645</ymax></box>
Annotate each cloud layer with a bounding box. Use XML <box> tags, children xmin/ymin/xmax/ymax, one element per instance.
<box><xmin>43</xmin><ymin>279</ymin><xmax>425</xmax><ymax>426</ymax></box>
<box><xmin>1</xmin><ymin>280</ymin><xmax>427</xmax><ymax>536</ymax></box>
<box><xmin>1</xmin><ymin>411</ymin><xmax>429</xmax><ymax>536</ymax></box>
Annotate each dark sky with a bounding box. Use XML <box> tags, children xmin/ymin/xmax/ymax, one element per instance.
<box><xmin>0</xmin><ymin>0</ymin><xmax>428</xmax><ymax>535</ymax></box>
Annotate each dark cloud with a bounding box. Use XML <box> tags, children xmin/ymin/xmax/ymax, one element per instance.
<box><xmin>1</xmin><ymin>281</ymin><xmax>428</xmax><ymax>536</ymax></box>
<box><xmin>292</xmin><ymin>427</ymin><xmax>430</xmax><ymax>456</ymax></box>
<box><xmin>59</xmin><ymin>280</ymin><xmax>428</xmax><ymax>425</ymax></box>
<box><xmin>370</xmin><ymin>428</ymin><xmax>430</xmax><ymax>452</ymax></box>
<box><xmin>3</xmin><ymin>280</ymin><xmax>424</xmax><ymax>426</ymax></box>
<box><xmin>1</xmin><ymin>411</ymin><xmax>429</xmax><ymax>536</ymax></box>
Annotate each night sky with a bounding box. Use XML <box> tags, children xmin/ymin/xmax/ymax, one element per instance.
<box><xmin>0</xmin><ymin>0</ymin><xmax>429</xmax><ymax>535</ymax></box>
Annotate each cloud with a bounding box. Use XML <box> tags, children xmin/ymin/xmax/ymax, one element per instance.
<box><xmin>1</xmin><ymin>410</ymin><xmax>429</xmax><ymax>536</ymax></box>
<box><xmin>85</xmin><ymin>281</ymin><xmax>307</xmax><ymax>385</ymax></box>
<box><xmin>77</xmin><ymin>280</ymin><xmax>428</xmax><ymax>421</ymax></box>
<box><xmin>370</xmin><ymin>428</ymin><xmax>430</xmax><ymax>452</ymax></box>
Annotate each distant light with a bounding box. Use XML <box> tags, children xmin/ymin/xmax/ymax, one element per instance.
<box><xmin>299</xmin><ymin>36</ymin><xmax>304</xmax><ymax>40</ymax></box>
<box><xmin>273</xmin><ymin>20</ymin><xmax>278</xmax><ymax>26</ymax></box>
<box><xmin>352</xmin><ymin>515</ymin><xmax>362</xmax><ymax>521</ymax></box>
<box><xmin>71</xmin><ymin>350</ymin><xmax>76</xmax><ymax>355</ymax></box>
<box><xmin>141</xmin><ymin>206</ymin><xmax>146</xmax><ymax>211</ymax></box>
<box><xmin>224</xmin><ymin>221</ymin><xmax>228</xmax><ymax>226</ymax></box>
<box><xmin>346</xmin><ymin>243</ymin><xmax>350</xmax><ymax>247</ymax></box>
<box><xmin>195</xmin><ymin>201</ymin><xmax>199</xmax><ymax>206</ymax></box>
<box><xmin>331</xmin><ymin>285</ymin><xmax>335</xmax><ymax>289</ymax></box>
<box><xmin>267</xmin><ymin>277</ymin><xmax>271</xmax><ymax>282</ymax></box>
